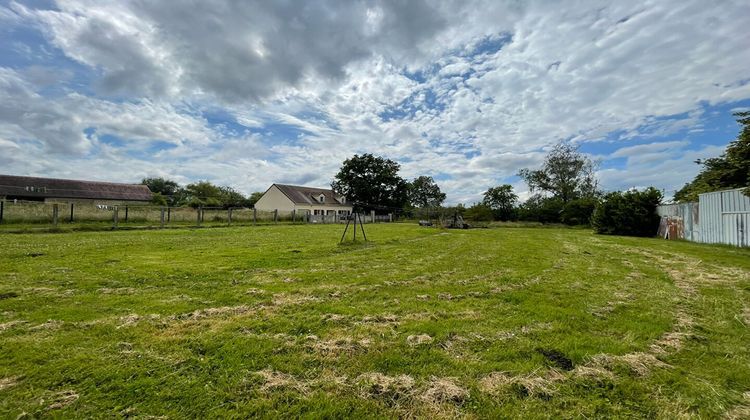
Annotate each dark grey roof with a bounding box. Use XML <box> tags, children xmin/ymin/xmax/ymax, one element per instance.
<box><xmin>273</xmin><ymin>184</ymin><xmax>350</xmax><ymax>207</ymax></box>
<box><xmin>0</xmin><ymin>175</ymin><xmax>153</xmax><ymax>201</ymax></box>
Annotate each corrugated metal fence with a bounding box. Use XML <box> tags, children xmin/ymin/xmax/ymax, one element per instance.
<box><xmin>657</xmin><ymin>188</ymin><xmax>750</xmax><ymax>247</ymax></box>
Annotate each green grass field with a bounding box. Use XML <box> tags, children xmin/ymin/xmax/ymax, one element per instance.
<box><xmin>1</xmin><ymin>225</ymin><xmax>749</xmax><ymax>418</ymax></box>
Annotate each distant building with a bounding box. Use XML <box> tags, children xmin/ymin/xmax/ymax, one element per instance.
<box><xmin>254</xmin><ymin>184</ymin><xmax>353</xmax><ymax>215</ymax></box>
<box><xmin>0</xmin><ymin>174</ymin><xmax>152</xmax><ymax>204</ymax></box>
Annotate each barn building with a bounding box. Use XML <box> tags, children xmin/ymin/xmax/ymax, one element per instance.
<box><xmin>0</xmin><ymin>174</ymin><xmax>153</xmax><ymax>205</ymax></box>
<box><xmin>254</xmin><ymin>184</ymin><xmax>353</xmax><ymax>216</ymax></box>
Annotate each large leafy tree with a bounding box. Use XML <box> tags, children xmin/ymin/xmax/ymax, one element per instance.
<box><xmin>141</xmin><ymin>177</ymin><xmax>185</xmax><ymax>206</ymax></box>
<box><xmin>674</xmin><ymin>111</ymin><xmax>750</xmax><ymax>202</ymax></box>
<box><xmin>518</xmin><ymin>143</ymin><xmax>599</xmax><ymax>203</ymax></box>
<box><xmin>184</xmin><ymin>181</ymin><xmax>224</xmax><ymax>207</ymax></box>
<box><xmin>332</xmin><ymin>154</ymin><xmax>409</xmax><ymax>211</ymax></box>
<box><xmin>592</xmin><ymin>187</ymin><xmax>662</xmax><ymax>237</ymax></box>
<box><xmin>217</xmin><ymin>186</ymin><xmax>251</xmax><ymax>208</ymax></box>
<box><xmin>408</xmin><ymin>176</ymin><xmax>446</xmax><ymax>208</ymax></box>
<box><xmin>482</xmin><ymin>184</ymin><xmax>518</xmax><ymax>221</ymax></box>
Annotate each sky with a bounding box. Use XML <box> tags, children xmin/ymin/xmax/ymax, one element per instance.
<box><xmin>1</xmin><ymin>0</ymin><xmax>749</xmax><ymax>204</ymax></box>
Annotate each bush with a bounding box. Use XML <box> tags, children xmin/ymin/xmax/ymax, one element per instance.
<box><xmin>591</xmin><ymin>187</ymin><xmax>662</xmax><ymax>236</ymax></box>
<box><xmin>464</xmin><ymin>203</ymin><xmax>494</xmax><ymax>222</ymax></box>
<box><xmin>518</xmin><ymin>195</ymin><xmax>564</xmax><ymax>224</ymax></box>
<box><xmin>561</xmin><ymin>197</ymin><xmax>598</xmax><ymax>225</ymax></box>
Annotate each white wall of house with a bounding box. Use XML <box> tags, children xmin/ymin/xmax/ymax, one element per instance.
<box><xmin>254</xmin><ymin>185</ymin><xmax>353</xmax><ymax>215</ymax></box>
<box><xmin>254</xmin><ymin>185</ymin><xmax>292</xmax><ymax>211</ymax></box>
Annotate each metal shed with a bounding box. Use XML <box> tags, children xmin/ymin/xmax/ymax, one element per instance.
<box><xmin>698</xmin><ymin>188</ymin><xmax>750</xmax><ymax>247</ymax></box>
<box><xmin>658</xmin><ymin>188</ymin><xmax>749</xmax><ymax>247</ymax></box>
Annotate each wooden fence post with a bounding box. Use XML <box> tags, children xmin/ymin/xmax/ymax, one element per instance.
<box><xmin>253</xmin><ymin>208</ymin><xmax>257</xmax><ymax>225</ymax></box>
<box><xmin>371</xmin><ymin>210</ymin><xmax>375</xmax><ymax>224</ymax></box>
<box><xmin>274</xmin><ymin>209</ymin><xmax>278</xmax><ymax>224</ymax></box>
<box><xmin>0</xmin><ymin>201</ymin><xmax>4</xmax><ymax>223</ymax></box>
<box><xmin>167</xmin><ymin>207</ymin><xmax>171</xmax><ymax>222</ymax></box>
<box><xmin>52</xmin><ymin>204</ymin><xmax>59</xmax><ymax>227</ymax></box>
<box><xmin>160</xmin><ymin>207</ymin><xmax>165</xmax><ymax>228</ymax></box>
<box><xmin>197</xmin><ymin>205</ymin><xmax>202</xmax><ymax>227</ymax></box>
<box><xmin>228</xmin><ymin>208</ymin><xmax>233</xmax><ymax>225</ymax></box>
<box><xmin>292</xmin><ymin>209</ymin><xmax>296</xmax><ymax>223</ymax></box>
<box><xmin>389</xmin><ymin>213</ymin><xmax>393</xmax><ymax>222</ymax></box>
<box><xmin>69</xmin><ymin>203</ymin><xmax>74</xmax><ymax>223</ymax></box>
<box><xmin>113</xmin><ymin>206</ymin><xmax>118</xmax><ymax>229</ymax></box>
<box><xmin>124</xmin><ymin>205</ymin><xmax>129</xmax><ymax>222</ymax></box>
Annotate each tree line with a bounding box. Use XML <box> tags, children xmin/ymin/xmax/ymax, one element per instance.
<box><xmin>142</xmin><ymin>178</ymin><xmax>264</xmax><ymax>209</ymax></box>
<box><xmin>142</xmin><ymin>110</ymin><xmax>747</xmax><ymax>236</ymax></box>
<box><xmin>331</xmin><ymin>144</ymin><xmax>604</xmax><ymax>225</ymax></box>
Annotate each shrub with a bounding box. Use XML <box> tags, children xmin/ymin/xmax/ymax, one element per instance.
<box><xmin>561</xmin><ymin>197</ymin><xmax>598</xmax><ymax>226</ymax></box>
<box><xmin>464</xmin><ymin>203</ymin><xmax>494</xmax><ymax>222</ymax></box>
<box><xmin>518</xmin><ymin>195</ymin><xmax>564</xmax><ymax>224</ymax></box>
<box><xmin>591</xmin><ymin>187</ymin><xmax>662</xmax><ymax>236</ymax></box>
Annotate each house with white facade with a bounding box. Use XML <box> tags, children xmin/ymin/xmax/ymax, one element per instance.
<box><xmin>254</xmin><ymin>184</ymin><xmax>353</xmax><ymax>216</ymax></box>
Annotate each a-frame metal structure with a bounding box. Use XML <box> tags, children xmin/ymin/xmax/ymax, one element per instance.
<box><xmin>340</xmin><ymin>212</ymin><xmax>368</xmax><ymax>243</ymax></box>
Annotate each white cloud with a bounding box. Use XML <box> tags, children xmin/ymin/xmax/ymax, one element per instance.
<box><xmin>0</xmin><ymin>0</ymin><xmax>749</xmax><ymax>203</ymax></box>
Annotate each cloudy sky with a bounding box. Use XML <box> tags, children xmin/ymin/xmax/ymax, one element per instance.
<box><xmin>1</xmin><ymin>0</ymin><xmax>749</xmax><ymax>203</ymax></box>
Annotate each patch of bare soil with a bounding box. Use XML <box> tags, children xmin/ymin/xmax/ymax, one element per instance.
<box><xmin>536</xmin><ymin>348</ymin><xmax>574</xmax><ymax>371</ymax></box>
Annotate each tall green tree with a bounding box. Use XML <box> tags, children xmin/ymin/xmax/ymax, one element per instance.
<box><xmin>675</xmin><ymin>111</ymin><xmax>750</xmax><ymax>201</ymax></box>
<box><xmin>217</xmin><ymin>186</ymin><xmax>250</xmax><ymax>208</ymax></box>
<box><xmin>518</xmin><ymin>143</ymin><xmax>599</xmax><ymax>203</ymax></box>
<box><xmin>331</xmin><ymin>154</ymin><xmax>409</xmax><ymax>211</ymax></box>
<box><xmin>408</xmin><ymin>176</ymin><xmax>446</xmax><ymax>208</ymax></box>
<box><xmin>184</xmin><ymin>181</ymin><xmax>223</xmax><ymax>208</ymax></box>
<box><xmin>141</xmin><ymin>177</ymin><xmax>185</xmax><ymax>206</ymax></box>
<box><xmin>482</xmin><ymin>184</ymin><xmax>518</xmax><ymax>221</ymax></box>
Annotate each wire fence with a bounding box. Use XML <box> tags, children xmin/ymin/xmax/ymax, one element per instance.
<box><xmin>0</xmin><ymin>200</ymin><xmax>393</xmax><ymax>232</ymax></box>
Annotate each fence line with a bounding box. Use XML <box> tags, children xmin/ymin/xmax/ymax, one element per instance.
<box><xmin>0</xmin><ymin>200</ymin><xmax>393</xmax><ymax>231</ymax></box>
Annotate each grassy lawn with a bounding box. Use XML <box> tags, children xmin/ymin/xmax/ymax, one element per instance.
<box><xmin>1</xmin><ymin>224</ymin><xmax>749</xmax><ymax>418</ymax></box>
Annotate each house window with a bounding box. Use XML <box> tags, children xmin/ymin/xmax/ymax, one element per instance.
<box><xmin>25</xmin><ymin>186</ymin><xmax>47</xmax><ymax>193</ymax></box>
<box><xmin>318</xmin><ymin>194</ymin><xmax>325</xmax><ymax>203</ymax></box>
